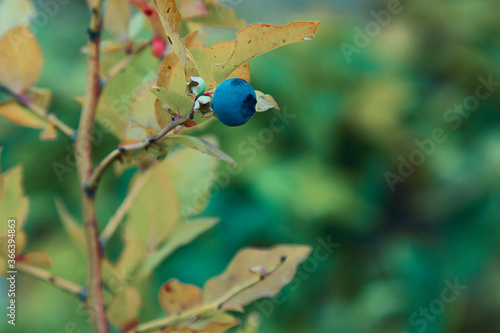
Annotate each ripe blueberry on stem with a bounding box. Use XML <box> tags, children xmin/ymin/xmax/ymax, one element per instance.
<box><xmin>212</xmin><ymin>78</ymin><xmax>257</xmax><ymax>126</ymax></box>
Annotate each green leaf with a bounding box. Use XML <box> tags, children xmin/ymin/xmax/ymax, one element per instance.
<box><xmin>141</xmin><ymin>217</ymin><xmax>219</xmax><ymax>275</ymax></box>
<box><xmin>212</xmin><ymin>21</ymin><xmax>321</xmax><ymax>83</ymax></box>
<box><xmin>164</xmin><ymin>135</ymin><xmax>235</xmax><ymax>167</ymax></box>
<box><xmin>150</xmin><ymin>85</ymin><xmax>194</xmax><ymax>116</ymax></box>
<box><xmin>203</xmin><ymin>245</ymin><xmax>312</xmax><ymax>307</ymax></box>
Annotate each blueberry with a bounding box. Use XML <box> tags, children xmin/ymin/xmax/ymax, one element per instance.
<box><xmin>212</xmin><ymin>78</ymin><xmax>257</xmax><ymax>126</ymax></box>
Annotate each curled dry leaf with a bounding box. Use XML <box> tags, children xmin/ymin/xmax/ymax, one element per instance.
<box><xmin>203</xmin><ymin>245</ymin><xmax>312</xmax><ymax>307</ymax></box>
<box><xmin>212</xmin><ymin>21</ymin><xmax>322</xmax><ymax>83</ymax></box>
<box><xmin>0</xmin><ymin>26</ymin><xmax>43</xmax><ymax>93</ymax></box>
<box><xmin>254</xmin><ymin>90</ymin><xmax>280</xmax><ymax>112</ymax></box>
<box><xmin>159</xmin><ymin>278</ymin><xmax>203</xmax><ymax>315</ymax></box>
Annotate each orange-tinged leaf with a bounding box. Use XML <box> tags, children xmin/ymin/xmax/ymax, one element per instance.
<box><xmin>159</xmin><ymin>278</ymin><xmax>203</xmax><ymax>315</ymax></box>
<box><xmin>20</xmin><ymin>249</ymin><xmax>52</xmax><ymax>267</ymax></box>
<box><xmin>107</xmin><ymin>286</ymin><xmax>141</xmax><ymax>329</ymax></box>
<box><xmin>169</xmin><ymin>41</ymin><xmax>250</xmax><ymax>93</ymax></box>
<box><xmin>104</xmin><ymin>0</ymin><xmax>132</xmax><ymax>42</ymax></box>
<box><xmin>212</xmin><ymin>21</ymin><xmax>321</xmax><ymax>83</ymax></box>
<box><xmin>203</xmin><ymin>245</ymin><xmax>312</xmax><ymax>307</ymax></box>
<box><xmin>0</xmin><ymin>26</ymin><xmax>43</xmax><ymax>93</ymax></box>
<box><xmin>0</xmin><ymin>100</ymin><xmax>46</xmax><ymax>128</ymax></box>
<box><xmin>152</xmin><ymin>0</ymin><xmax>199</xmax><ymax>80</ymax></box>
<box><xmin>255</xmin><ymin>90</ymin><xmax>280</xmax><ymax>112</ymax></box>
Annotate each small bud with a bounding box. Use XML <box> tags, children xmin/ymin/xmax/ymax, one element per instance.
<box><xmin>249</xmin><ymin>265</ymin><xmax>268</xmax><ymax>279</ymax></box>
<box><xmin>186</xmin><ymin>76</ymin><xmax>206</xmax><ymax>97</ymax></box>
<box><xmin>194</xmin><ymin>95</ymin><xmax>213</xmax><ymax>114</ymax></box>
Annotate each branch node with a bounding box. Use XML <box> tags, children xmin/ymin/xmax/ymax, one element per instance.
<box><xmin>78</xmin><ymin>288</ymin><xmax>88</xmax><ymax>301</ymax></box>
<box><xmin>87</xmin><ymin>28</ymin><xmax>100</xmax><ymax>41</ymax></box>
<box><xmin>84</xmin><ymin>182</ymin><xmax>97</xmax><ymax>197</ymax></box>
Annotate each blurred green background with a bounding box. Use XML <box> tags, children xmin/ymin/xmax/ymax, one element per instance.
<box><xmin>2</xmin><ymin>0</ymin><xmax>500</xmax><ymax>332</ymax></box>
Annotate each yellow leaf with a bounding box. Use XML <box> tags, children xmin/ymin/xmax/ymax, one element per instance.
<box><xmin>20</xmin><ymin>249</ymin><xmax>52</xmax><ymax>268</ymax></box>
<box><xmin>104</xmin><ymin>0</ymin><xmax>132</xmax><ymax>42</ymax></box>
<box><xmin>152</xmin><ymin>0</ymin><xmax>199</xmax><ymax>80</ymax></box>
<box><xmin>107</xmin><ymin>286</ymin><xmax>141</xmax><ymax>329</ymax></box>
<box><xmin>0</xmin><ymin>26</ymin><xmax>43</xmax><ymax>93</ymax></box>
<box><xmin>255</xmin><ymin>90</ymin><xmax>280</xmax><ymax>112</ymax></box>
<box><xmin>0</xmin><ymin>100</ymin><xmax>46</xmax><ymax>128</ymax></box>
<box><xmin>203</xmin><ymin>245</ymin><xmax>312</xmax><ymax>307</ymax></box>
<box><xmin>158</xmin><ymin>278</ymin><xmax>203</xmax><ymax>315</ymax></box>
<box><xmin>212</xmin><ymin>21</ymin><xmax>321</xmax><ymax>83</ymax></box>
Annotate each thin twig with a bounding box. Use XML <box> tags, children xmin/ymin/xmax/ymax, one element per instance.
<box><xmin>99</xmin><ymin>167</ymin><xmax>153</xmax><ymax>246</ymax></box>
<box><xmin>0</xmin><ymin>85</ymin><xmax>75</xmax><ymax>138</ymax></box>
<box><xmin>17</xmin><ymin>263</ymin><xmax>86</xmax><ymax>300</ymax></box>
<box><xmin>75</xmin><ymin>0</ymin><xmax>108</xmax><ymax>332</ymax></box>
<box><xmin>85</xmin><ymin>109</ymin><xmax>195</xmax><ymax>193</ymax></box>
<box><xmin>127</xmin><ymin>257</ymin><xmax>287</xmax><ymax>333</ymax></box>
<box><xmin>101</xmin><ymin>41</ymin><xmax>150</xmax><ymax>85</ymax></box>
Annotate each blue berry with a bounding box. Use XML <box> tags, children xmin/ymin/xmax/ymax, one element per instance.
<box><xmin>212</xmin><ymin>78</ymin><xmax>257</xmax><ymax>126</ymax></box>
